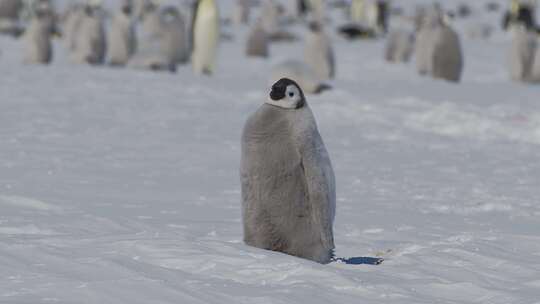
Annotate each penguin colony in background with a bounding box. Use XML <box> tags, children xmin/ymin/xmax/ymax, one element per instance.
<box><xmin>1</xmin><ymin>0</ymin><xmax>221</xmax><ymax>75</ymax></box>
<box><xmin>4</xmin><ymin>0</ymin><xmax>540</xmax><ymax>264</ymax></box>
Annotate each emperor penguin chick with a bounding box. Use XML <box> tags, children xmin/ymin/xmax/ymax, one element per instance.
<box><xmin>233</xmin><ymin>0</ymin><xmax>250</xmax><ymax>25</ymax></box>
<box><xmin>385</xmin><ymin>29</ymin><xmax>414</xmax><ymax>63</ymax></box>
<box><xmin>509</xmin><ymin>25</ymin><xmax>537</xmax><ymax>82</ymax></box>
<box><xmin>430</xmin><ymin>17</ymin><xmax>464</xmax><ymax>82</ymax></box>
<box><xmin>160</xmin><ymin>6</ymin><xmax>189</xmax><ymax>64</ymax></box>
<box><xmin>72</xmin><ymin>4</ymin><xmax>106</xmax><ymax>65</ymax></box>
<box><xmin>128</xmin><ymin>6</ymin><xmax>185</xmax><ymax>72</ymax></box>
<box><xmin>241</xmin><ymin>78</ymin><xmax>336</xmax><ymax>264</ymax></box>
<box><xmin>107</xmin><ymin>0</ymin><xmax>137</xmax><ymax>66</ymax></box>
<box><xmin>304</xmin><ymin>22</ymin><xmax>335</xmax><ymax>80</ymax></box>
<box><xmin>24</xmin><ymin>8</ymin><xmax>53</xmax><ymax>64</ymax></box>
<box><xmin>530</xmin><ymin>42</ymin><xmax>540</xmax><ymax>82</ymax></box>
<box><xmin>246</xmin><ymin>20</ymin><xmax>269</xmax><ymax>58</ymax></box>
<box><xmin>192</xmin><ymin>0</ymin><xmax>219</xmax><ymax>75</ymax></box>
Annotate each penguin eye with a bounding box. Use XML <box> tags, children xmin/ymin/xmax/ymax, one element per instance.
<box><xmin>289</xmin><ymin>92</ymin><xmax>294</xmax><ymax>98</ymax></box>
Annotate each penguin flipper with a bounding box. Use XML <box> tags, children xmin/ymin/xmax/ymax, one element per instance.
<box><xmin>300</xmin><ymin>129</ymin><xmax>336</xmax><ymax>253</ymax></box>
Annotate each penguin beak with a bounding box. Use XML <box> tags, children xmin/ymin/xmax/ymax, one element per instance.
<box><xmin>270</xmin><ymin>84</ymin><xmax>285</xmax><ymax>101</ymax></box>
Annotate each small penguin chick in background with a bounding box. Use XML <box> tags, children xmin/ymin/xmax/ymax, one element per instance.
<box><xmin>23</xmin><ymin>5</ymin><xmax>53</xmax><ymax>64</ymax></box>
<box><xmin>304</xmin><ymin>22</ymin><xmax>335</xmax><ymax>80</ymax></box>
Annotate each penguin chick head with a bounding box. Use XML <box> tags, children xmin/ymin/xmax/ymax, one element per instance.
<box><xmin>267</xmin><ymin>78</ymin><xmax>306</xmax><ymax>110</ymax></box>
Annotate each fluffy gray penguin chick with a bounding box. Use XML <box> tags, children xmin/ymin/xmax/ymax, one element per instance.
<box><xmin>241</xmin><ymin>78</ymin><xmax>336</xmax><ymax>264</ymax></box>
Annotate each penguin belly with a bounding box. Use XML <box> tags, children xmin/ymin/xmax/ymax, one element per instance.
<box><xmin>192</xmin><ymin>0</ymin><xmax>219</xmax><ymax>75</ymax></box>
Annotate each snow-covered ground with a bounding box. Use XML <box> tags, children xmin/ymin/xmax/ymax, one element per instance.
<box><xmin>1</xmin><ymin>1</ymin><xmax>540</xmax><ymax>303</ymax></box>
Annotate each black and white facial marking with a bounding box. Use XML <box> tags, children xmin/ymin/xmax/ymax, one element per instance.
<box><xmin>267</xmin><ymin>78</ymin><xmax>306</xmax><ymax>109</ymax></box>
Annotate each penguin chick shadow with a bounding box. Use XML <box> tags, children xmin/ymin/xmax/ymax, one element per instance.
<box><xmin>334</xmin><ymin>257</ymin><xmax>384</xmax><ymax>265</ymax></box>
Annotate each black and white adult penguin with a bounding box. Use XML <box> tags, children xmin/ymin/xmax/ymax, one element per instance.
<box><xmin>241</xmin><ymin>78</ymin><xmax>336</xmax><ymax>264</ymax></box>
<box><xmin>429</xmin><ymin>14</ymin><xmax>464</xmax><ymax>82</ymax></box>
<box><xmin>246</xmin><ymin>19</ymin><xmax>269</xmax><ymax>58</ymax></box>
<box><xmin>191</xmin><ymin>0</ymin><xmax>219</xmax><ymax>75</ymax></box>
<box><xmin>23</xmin><ymin>3</ymin><xmax>53</xmax><ymax>64</ymax></box>
<box><xmin>509</xmin><ymin>24</ymin><xmax>537</xmax><ymax>82</ymax></box>
<box><xmin>0</xmin><ymin>0</ymin><xmax>23</xmax><ymax>36</ymax></box>
<box><xmin>304</xmin><ymin>22</ymin><xmax>335</xmax><ymax>80</ymax></box>
<box><xmin>71</xmin><ymin>1</ymin><xmax>106</xmax><ymax>65</ymax></box>
<box><xmin>502</xmin><ymin>0</ymin><xmax>538</xmax><ymax>32</ymax></box>
<box><xmin>270</xmin><ymin>60</ymin><xmax>331</xmax><ymax>94</ymax></box>
<box><xmin>107</xmin><ymin>0</ymin><xmax>137</xmax><ymax>66</ymax></box>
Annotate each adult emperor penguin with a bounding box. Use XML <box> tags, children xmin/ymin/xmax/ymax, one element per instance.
<box><xmin>509</xmin><ymin>24</ymin><xmax>537</xmax><ymax>82</ymax></box>
<box><xmin>246</xmin><ymin>19</ymin><xmax>269</xmax><ymax>58</ymax></box>
<box><xmin>71</xmin><ymin>2</ymin><xmax>106</xmax><ymax>65</ymax></box>
<box><xmin>191</xmin><ymin>0</ymin><xmax>219</xmax><ymax>75</ymax></box>
<box><xmin>429</xmin><ymin>14</ymin><xmax>464</xmax><ymax>82</ymax></box>
<box><xmin>304</xmin><ymin>22</ymin><xmax>335</xmax><ymax>80</ymax></box>
<box><xmin>23</xmin><ymin>4</ymin><xmax>53</xmax><ymax>64</ymax></box>
<box><xmin>270</xmin><ymin>60</ymin><xmax>331</xmax><ymax>94</ymax></box>
<box><xmin>107</xmin><ymin>0</ymin><xmax>137</xmax><ymax>66</ymax></box>
<box><xmin>241</xmin><ymin>78</ymin><xmax>336</xmax><ymax>264</ymax></box>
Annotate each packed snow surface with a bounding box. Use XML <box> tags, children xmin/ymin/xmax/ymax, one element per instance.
<box><xmin>1</xmin><ymin>1</ymin><xmax>540</xmax><ymax>303</ymax></box>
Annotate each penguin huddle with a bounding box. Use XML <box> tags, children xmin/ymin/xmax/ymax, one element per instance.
<box><xmin>10</xmin><ymin>0</ymin><xmax>220</xmax><ymax>75</ymax></box>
